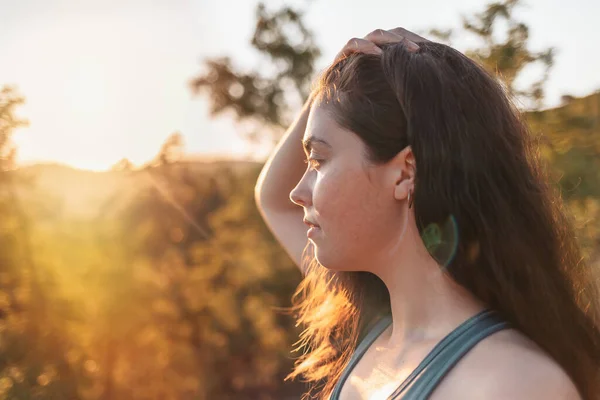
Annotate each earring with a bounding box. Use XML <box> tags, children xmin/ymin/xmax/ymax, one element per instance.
<box><xmin>408</xmin><ymin>189</ymin><xmax>414</xmax><ymax>209</ymax></box>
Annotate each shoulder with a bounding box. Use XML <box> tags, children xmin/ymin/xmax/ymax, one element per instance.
<box><xmin>477</xmin><ymin>337</ymin><xmax>582</xmax><ymax>400</ymax></box>
<box><xmin>432</xmin><ymin>328</ymin><xmax>582</xmax><ymax>400</ymax></box>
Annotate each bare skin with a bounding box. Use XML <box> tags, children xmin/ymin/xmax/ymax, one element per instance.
<box><xmin>294</xmin><ymin>95</ymin><xmax>580</xmax><ymax>400</ymax></box>
<box><xmin>343</xmin><ymin>325</ymin><xmax>581</xmax><ymax>399</ymax></box>
<box><xmin>257</xmin><ymin>28</ymin><xmax>582</xmax><ymax>400</ymax></box>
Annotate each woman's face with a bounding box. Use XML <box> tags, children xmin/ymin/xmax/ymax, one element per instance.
<box><xmin>290</xmin><ymin>103</ymin><xmax>409</xmax><ymax>272</ymax></box>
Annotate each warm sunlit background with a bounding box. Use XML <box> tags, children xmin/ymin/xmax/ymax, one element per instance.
<box><xmin>2</xmin><ymin>0</ymin><xmax>600</xmax><ymax>170</ymax></box>
<box><xmin>1</xmin><ymin>1</ymin><xmax>599</xmax><ymax>399</ymax></box>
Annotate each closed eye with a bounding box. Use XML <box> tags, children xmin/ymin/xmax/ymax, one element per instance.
<box><xmin>303</xmin><ymin>158</ymin><xmax>322</xmax><ymax>170</ymax></box>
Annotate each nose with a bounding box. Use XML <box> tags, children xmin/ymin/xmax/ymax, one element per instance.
<box><xmin>289</xmin><ymin>178</ymin><xmax>312</xmax><ymax>208</ymax></box>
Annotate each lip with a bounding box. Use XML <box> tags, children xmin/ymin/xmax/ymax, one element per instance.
<box><xmin>303</xmin><ymin>218</ymin><xmax>320</xmax><ymax>228</ymax></box>
<box><xmin>307</xmin><ymin>226</ymin><xmax>321</xmax><ymax>238</ymax></box>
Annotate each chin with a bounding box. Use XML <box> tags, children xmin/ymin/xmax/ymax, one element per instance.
<box><xmin>314</xmin><ymin>250</ymin><xmax>360</xmax><ymax>272</ymax></box>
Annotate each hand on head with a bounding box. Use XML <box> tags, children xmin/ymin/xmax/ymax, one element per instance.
<box><xmin>334</xmin><ymin>27</ymin><xmax>429</xmax><ymax>61</ymax></box>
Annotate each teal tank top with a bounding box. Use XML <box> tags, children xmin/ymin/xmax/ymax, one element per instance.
<box><xmin>330</xmin><ymin>309</ymin><xmax>509</xmax><ymax>399</ymax></box>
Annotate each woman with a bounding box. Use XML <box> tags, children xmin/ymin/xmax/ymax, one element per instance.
<box><xmin>254</xmin><ymin>27</ymin><xmax>600</xmax><ymax>399</ymax></box>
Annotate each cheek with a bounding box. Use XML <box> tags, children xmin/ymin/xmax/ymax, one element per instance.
<box><xmin>312</xmin><ymin>170</ymin><xmax>384</xmax><ymax>269</ymax></box>
<box><xmin>313</xmin><ymin>170</ymin><xmax>359</xmax><ymax>226</ymax></box>
<box><xmin>318</xmin><ymin>169</ymin><xmax>380</xmax><ymax>226</ymax></box>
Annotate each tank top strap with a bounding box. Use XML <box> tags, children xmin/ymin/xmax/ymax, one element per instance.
<box><xmin>330</xmin><ymin>314</ymin><xmax>393</xmax><ymax>399</ymax></box>
<box><xmin>383</xmin><ymin>308</ymin><xmax>497</xmax><ymax>398</ymax></box>
<box><xmin>404</xmin><ymin>318</ymin><xmax>509</xmax><ymax>399</ymax></box>
<box><xmin>330</xmin><ymin>309</ymin><xmax>510</xmax><ymax>400</ymax></box>
<box><xmin>389</xmin><ymin>310</ymin><xmax>509</xmax><ymax>399</ymax></box>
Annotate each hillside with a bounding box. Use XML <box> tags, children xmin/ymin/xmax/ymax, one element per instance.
<box><xmin>9</xmin><ymin>159</ymin><xmax>262</xmax><ymax>218</ymax></box>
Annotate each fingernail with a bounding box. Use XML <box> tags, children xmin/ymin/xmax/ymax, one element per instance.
<box><xmin>406</xmin><ymin>40</ymin><xmax>420</xmax><ymax>52</ymax></box>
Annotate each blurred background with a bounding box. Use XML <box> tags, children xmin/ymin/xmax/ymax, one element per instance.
<box><xmin>0</xmin><ymin>0</ymin><xmax>599</xmax><ymax>398</ymax></box>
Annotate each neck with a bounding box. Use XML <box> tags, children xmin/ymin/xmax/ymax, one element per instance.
<box><xmin>371</xmin><ymin>217</ymin><xmax>487</xmax><ymax>347</ymax></box>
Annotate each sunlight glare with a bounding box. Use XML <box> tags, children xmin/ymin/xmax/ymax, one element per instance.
<box><xmin>64</xmin><ymin>62</ymin><xmax>109</xmax><ymax>117</ymax></box>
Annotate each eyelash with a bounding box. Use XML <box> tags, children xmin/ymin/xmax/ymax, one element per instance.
<box><xmin>304</xmin><ymin>157</ymin><xmax>322</xmax><ymax>170</ymax></box>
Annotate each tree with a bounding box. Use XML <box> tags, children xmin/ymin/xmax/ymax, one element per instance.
<box><xmin>111</xmin><ymin>158</ymin><xmax>134</xmax><ymax>172</ymax></box>
<box><xmin>153</xmin><ymin>132</ymin><xmax>185</xmax><ymax>166</ymax></box>
<box><xmin>192</xmin><ymin>0</ymin><xmax>555</xmax><ymax>137</ymax></box>
<box><xmin>429</xmin><ymin>0</ymin><xmax>554</xmax><ymax>108</ymax></box>
<box><xmin>190</xmin><ymin>0</ymin><xmax>599</xmax><ymax>394</ymax></box>
<box><xmin>0</xmin><ymin>86</ymin><xmax>28</xmax><ymax>171</ymax></box>
<box><xmin>0</xmin><ymin>86</ymin><xmax>85</xmax><ymax>399</ymax></box>
<box><xmin>189</xmin><ymin>3</ymin><xmax>320</xmax><ymax>144</ymax></box>
<box><xmin>109</xmin><ymin>139</ymin><xmax>302</xmax><ymax>398</ymax></box>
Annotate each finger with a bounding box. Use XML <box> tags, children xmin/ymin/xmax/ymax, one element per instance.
<box><xmin>364</xmin><ymin>29</ymin><xmax>419</xmax><ymax>52</ymax></box>
<box><xmin>338</xmin><ymin>37</ymin><xmax>382</xmax><ymax>59</ymax></box>
<box><xmin>363</xmin><ymin>29</ymin><xmax>405</xmax><ymax>46</ymax></box>
<box><xmin>389</xmin><ymin>27</ymin><xmax>429</xmax><ymax>43</ymax></box>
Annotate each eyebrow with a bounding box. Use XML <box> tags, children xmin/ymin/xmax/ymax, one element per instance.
<box><xmin>302</xmin><ymin>136</ymin><xmax>332</xmax><ymax>153</ymax></box>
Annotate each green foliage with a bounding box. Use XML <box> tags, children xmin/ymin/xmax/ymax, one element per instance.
<box><xmin>0</xmin><ymin>1</ymin><xmax>598</xmax><ymax>399</ymax></box>
<box><xmin>0</xmin><ymin>86</ymin><xmax>86</xmax><ymax>399</ymax></box>
<box><xmin>0</xmin><ymin>86</ymin><xmax>28</xmax><ymax>170</ymax></box>
<box><xmin>429</xmin><ymin>0</ymin><xmax>554</xmax><ymax>108</ymax></box>
<box><xmin>189</xmin><ymin>2</ymin><xmax>320</xmax><ymax>144</ymax></box>
<box><xmin>525</xmin><ymin>93</ymin><xmax>600</xmax><ymax>263</ymax></box>
<box><xmin>2</xmin><ymin>154</ymin><xmax>304</xmax><ymax>398</ymax></box>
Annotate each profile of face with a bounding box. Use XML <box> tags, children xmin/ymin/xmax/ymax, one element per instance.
<box><xmin>289</xmin><ymin>102</ymin><xmax>414</xmax><ymax>272</ymax></box>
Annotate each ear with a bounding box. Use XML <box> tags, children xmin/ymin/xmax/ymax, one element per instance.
<box><xmin>391</xmin><ymin>146</ymin><xmax>416</xmax><ymax>202</ymax></box>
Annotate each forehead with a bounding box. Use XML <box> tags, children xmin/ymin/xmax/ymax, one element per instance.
<box><xmin>303</xmin><ymin>104</ymin><xmax>347</xmax><ymax>149</ymax></box>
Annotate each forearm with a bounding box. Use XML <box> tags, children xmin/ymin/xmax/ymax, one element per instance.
<box><xmin>254</xmin><ymin>95</ymin><xmax>314</xmax><ymax>211</ymax></box>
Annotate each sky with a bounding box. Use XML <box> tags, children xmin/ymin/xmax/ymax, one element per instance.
<box><xmin>1</xmin><ymin>0</ymin><xmax>599</xmax><ymax>171</ymax></box>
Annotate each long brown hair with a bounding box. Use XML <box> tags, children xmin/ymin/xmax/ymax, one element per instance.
<box><xmin>285</xmin><ymin>41</ymin><xmax>600</xmax><ymax>399</ymax></box>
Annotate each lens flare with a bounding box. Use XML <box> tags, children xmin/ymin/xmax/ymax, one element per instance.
<box><xmin>421</xmin><ymin>215</ymin><xmax>459</xmax><ymax>269</ymax></box>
